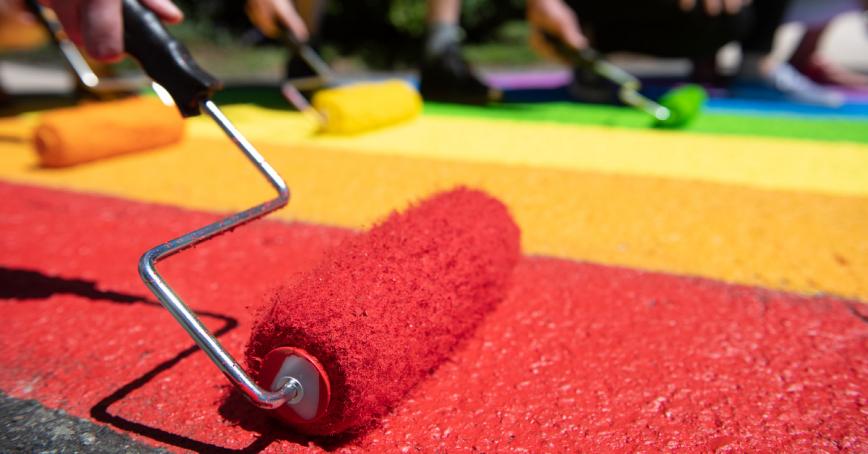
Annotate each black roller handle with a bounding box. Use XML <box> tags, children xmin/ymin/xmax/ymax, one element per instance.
<box><xmin>540</xmin><ymin>31</ymin><xmax>601</xmax><ymax>70</ymax></box>
<box><xmin>23</xmin><ymin>0</ymin><xmax>66</xmax><ymax>45</ymax></box>
<box><xmin>277</xmin><ymin>25</ymin><xmax>304</xmax><ymax>52</ymax></box>
<box><xmin>540</xmin><ymin>30</ymin><xmax>638</xmax><ymax>89</ymax></box>
<box><xmin>275</xmin><ymin>25</ymin><xmax>333</xmax><ymax>82</ymax></box>
<box><xmin>122</xmin><ymin>0</ymin><xmax>221</xmax><ymax>117</ymax></box>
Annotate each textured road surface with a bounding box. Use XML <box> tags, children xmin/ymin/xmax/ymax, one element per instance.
<box><xmin>0</xmin><ymin>391</ymin><xmax>164</xmax><ymax>453</ymax></box>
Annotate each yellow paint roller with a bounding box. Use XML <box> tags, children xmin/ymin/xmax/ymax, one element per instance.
<box><xmin>284</xmin><ymin>79</ymin><xmax>422</xmax><ymax>135</ymax></box>
<box><xmin>33</xmin><ymin>96</ymin><xmax>185</xmax><ymax>167</ymax></box>
<box><xmin>278</xmin><ymin>31</ymin><xmax>422</xmax><ymax>135</ymax></box>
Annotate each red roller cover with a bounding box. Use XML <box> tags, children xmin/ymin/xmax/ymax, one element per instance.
<box><xmin>245</xmin><ymin>187</ymin><xmax>520</xmax><ymax>435</ymax></box>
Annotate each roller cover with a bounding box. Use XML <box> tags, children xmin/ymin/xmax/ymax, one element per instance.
<box><xmin>656</xmin><ymin>84</ymin><xmax>707</xmax><ymax>128</ymax></box>
<box><xmin>246</xmin><ymin>187</ymin><xmax>521</xmax><ymax>435</ymax></box>
<box><xmin>33</xmin><ymin>96</ymin><xmax>184</xmax><ymax>167</ymax></box>
<box><xmin>312</xmin><ymin>79</ymin><xmax>422</xmax><ymax>134</ymax></box>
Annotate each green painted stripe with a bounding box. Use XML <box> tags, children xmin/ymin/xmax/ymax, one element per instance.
<box><xmin>424</xmin><ymin>102</ymin><xmax>868</xmax><ymax>145</ymax></box>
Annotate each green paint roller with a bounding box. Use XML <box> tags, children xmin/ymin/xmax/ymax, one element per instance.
<box><xmin>542</xmin><ymin>32</ymin><xmax>706</xmax><ymax>128</ymax></box>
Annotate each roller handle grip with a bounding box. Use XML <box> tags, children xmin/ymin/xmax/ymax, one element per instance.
<box><xmin>23</xmin><ymin>0</ymin><xmax>64</xmax><ymax>42</ymax></box>
<box><xmin>122</xmin><ymin>0</ymin><xmax>221</xmax><ymax>117</ymax></box>
<box><xmin>540</xmin><ymin>31</ymin><xmax>639</xmax><ymax>89</ymax></box>
<box><xmin>276</xmin><ymin>25</ymin><xmax>333</xmax><ymax>81</ymax></box>
<box><xmin>540</xmin><ymin>31</ymin><xmax>600</xmax><ymax>69</ymax></box>
<box><xmin>278</xmin><ymin>26</ymin><xmax>304</xmax><ymax>52</ymax></box>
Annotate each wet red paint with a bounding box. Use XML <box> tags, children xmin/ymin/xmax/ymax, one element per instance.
<box><xmin>247</xmin><ymin>188</ymin><xmax>520</xmax><ymax>435</ymax></box>
<box><xmin>1</xmin><ymin>181</ymin><xmax>867</xmax><ymax>452</ymax></box>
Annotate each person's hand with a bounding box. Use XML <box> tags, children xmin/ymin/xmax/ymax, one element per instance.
<box><xmin>246</xmin><ymin>0</ymin><xmax>308</xmax><ymax>41</ymax></box>
<box><xmin>0</xmin><ymin>0</ymin><xmax>49</xmax><ymax>50</ymax></box>
<box><xmin>41</xmin><ymin>0</ymin><xmax>183</xmax><ymax>61</ymax></box>
<box><xmin>527</xmin><ymin>0</ymin><xmax>587</xmax><ymax>61</ymax></box>
<box><xmin>679</xmin><ymin>0</ymin><xmax>750</xmax><ymax>16</ymax></box>
<box><xmin>0</xmin><ymin>0</ymin><xmax>25</xmax><ymax>18</ymax></box>
<box><xmin>0</xmin><ymin>0</ymin><xmax>29</xmax><ymax>27</ymax></box>
<box><xmin>1</xmin><ymin>0</ymin><xmax>34</xmax><ymax>25</ymax></box>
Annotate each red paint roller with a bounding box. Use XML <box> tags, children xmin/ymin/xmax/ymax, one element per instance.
<box><xmin>119</xmin><ymin>0</ymin><xmax>519</xmax><ymax>436</ymax></box>
<box><xmin>247</xmin><ymin>188</ymin><xmax>520</xmax><ymax>434</ymax></box>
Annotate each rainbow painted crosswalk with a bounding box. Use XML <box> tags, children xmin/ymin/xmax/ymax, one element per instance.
<box><xmin>1</xmin><ymin>93</ymin><xmax>866</xmax><ymax>452</ymax></box>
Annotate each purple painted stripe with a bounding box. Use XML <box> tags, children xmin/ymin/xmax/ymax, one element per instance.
<box><xmin>484</xmin><ymin>70</ymin><xmax>571</xmax><ymax>90</ymax></box>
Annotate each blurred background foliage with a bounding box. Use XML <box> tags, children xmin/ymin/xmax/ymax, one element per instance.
<box><xmin>168</xmin><ymin>0</ymin><xmax>534</xmax><ymax>74</ymax></box>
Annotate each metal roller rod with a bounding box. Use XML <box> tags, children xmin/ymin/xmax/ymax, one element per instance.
<box><xmin>24</xmin><ymin>0</ymin><xmax>99</xmax><ymax>88</ymax></box>
<box><xmin>296</xmin><ymin>45</ymin><xmax>336</xmax><ymax>82</ymax></box>
<box><xmin>591</xmin><ymin>59</ymin><xmax>639</xmax><ymax>90</ymax></box>
<box><xmin>138</xmin><ymin>100</ymin><xmax>301</xmax><ymax>409</ymax></box>
<box><xmin>619</xmin><ymin>88</ymin><xmax>671</xmax><ymax>122</ymax></box>
<box><xmin>280</xmin><ymin>83</ymin><xmax>328</xmax><ymax>125</ymax></box>
<box><xmin>589</xmin><ymin>57</ymin><xmax>671</xmax><ymax>122</ymax></box>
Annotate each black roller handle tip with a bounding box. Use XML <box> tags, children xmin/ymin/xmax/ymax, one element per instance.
<box><xmin>122</xmin><ymin>0</ymin><xmax>221</xmax><ymax>117</ymax></box>
<box><xmin>277</xmin><ymin>25</ymin><xmax>303</xmax><ymax>52</ymax></box>
<box><xmin>23</xmin><ymin>0</ymin><xmax>63</xmax><ymax>41</ymax></box>
<box><xmin>275</xmin><ymin>24</ymin><xmax>333</xmax><ymax>82</ymax></box>
<box><xmin>540</xmin><ymin>30</ymin><xmax>600</xmax><ymax>70</ymax></box>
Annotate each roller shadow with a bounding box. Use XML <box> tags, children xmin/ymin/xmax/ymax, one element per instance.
<box><xmin>1</xmin><ymin>267</ymin><xmax>140</xmax><ymax>302</ymax></box>
<box><xmin>0</xmin><ymin>266</ymin><xmax>293</xmax><ymax>453</ymax></box>
<box><xmin>218</xmin><ymin>389</ymin><xmax>361</xmax><ymax>452</ymax></box>
<box><xmin>88</xmin><ymin>316</ymin><xmax>290</xmax><ymax>454</ymax></box>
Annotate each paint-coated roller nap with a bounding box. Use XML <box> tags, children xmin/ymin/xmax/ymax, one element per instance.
<box><xmin>246</xmin><ymin>187</ymin><xmax>520</xmax><ymax>435</ymax></box>
<box><xmin>656</xmin><ymin>84</ymin><xmax>707</xmax><ymax>129</ymax></box>
<box><xmin>33</xmin><ymin>97</ymin><xmax>184</xmax><ymax>167</ymax></box>
<box><xmin>312</xmin><ymin>80</ymin><xmax>422</xmax><ymax>134</ymax></box>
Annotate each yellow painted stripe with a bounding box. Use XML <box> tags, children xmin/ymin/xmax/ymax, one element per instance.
<box><xmin>187</xmin><ymin>105</ymin><xmax>868</xmax><ymax>197</ymax></box>
<box><xmin>0</xmin><ymin>123</ymin><xmax>865</xmax><ymax>300</ymax></box>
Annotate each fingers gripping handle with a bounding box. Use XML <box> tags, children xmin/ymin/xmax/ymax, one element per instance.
<box><xmin>278</xmin><ymin>25</ymin><xmax>304</xmax><ymax>52</ymax></box>
<box><xmin>24</xmin><ymin>0</ymin><xmax>64</xmax><ymax>42</ymax></box>
<box><xmin>122</xmin><ymin>0</ymin><xmax>221</xmax><ymax>117</ymax></box>
<box><xmin>540</xmin><ymin>31</ymin><xmax>599</xmax><ymax>69</ymax></box>
<box><xmin>277</xmin><ymin>25</ymin><xmax>334</xmax><ymax>81</ymax></box>
<box><xmin>540</xmin><ymin>31</ymin><xmax>638</xmax><ymax>88</ymax></box>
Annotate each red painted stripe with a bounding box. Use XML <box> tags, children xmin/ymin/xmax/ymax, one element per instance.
<box><xmin>1</xmin><ymin>182</ymin><xmax>866</xmax><ymax>452</ymax></box>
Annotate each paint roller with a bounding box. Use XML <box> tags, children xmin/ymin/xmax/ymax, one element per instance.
<box><xmin>247</xmin><ymin>188</ymin><xmax>519</xmax><ymax>434</ymax></box>
<box><xmin>542</xmin><ymin>32</ymin><xmax>707</xmax><ymax>128</ymax></box>
<box><xmin>119</xmin><ymin>0</ymin><xmax>520</xmax><ymax>436</ymax></box>
<box><xmin>33</xmin><ymin>96</ymin><xmax>184</xmax><ymax>167</ymax></box>
<box><xmin>277</xmin><ymin>30</ymin><xmax>422</xmax><ymax>135</ymax></box>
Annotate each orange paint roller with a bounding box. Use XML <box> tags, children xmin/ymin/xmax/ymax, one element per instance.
<box><xmin>33</xmin><ymin>96</ymin><xmax>184</xmax><ymax>167</ymax></box>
